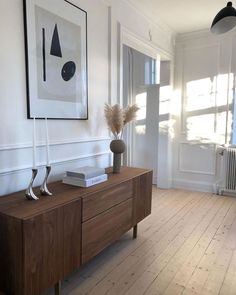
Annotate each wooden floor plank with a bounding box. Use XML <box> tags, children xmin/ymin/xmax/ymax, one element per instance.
<box><xmin>181</xmin><ymin>197</ymin><xmax>236</xmax><ymax>295</ymax></box>
<box><xmin>122</xmin><ymin>194</ymin><xmax>224</xmax><ymax>295</ymax></box>
<box><xmin>127</xmin><ymin>195</ymin><xmax>226</xmax><ymax>295</ymax></box>
<box><xmin>148</xmin><ymin>196</ymin><xmax>233</xmax><ymax>295</ymax></box>
<box><xmin>200</xmin><ymin>205</ymin><xmax>236</xmax><ymax>295</ymax></box>
<box><xmin>82</xmin><ymin>192</ymin><xmax>208</xmax><ymax>294</ymax></box>
<box><xmin>44</xmin><ymin>188</ymin><xmax>236</xmax><ymax>295</ymax></box>
<box><xmin>219</xmin><ymin>250</ymin><xmax>236</xmax><ymax>295</ymax></box>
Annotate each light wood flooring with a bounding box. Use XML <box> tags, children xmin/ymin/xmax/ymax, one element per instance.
<box><xmin>47</xmin><ymin>187</ymin><xmax>236</xmax><ymax>295</ymax></box>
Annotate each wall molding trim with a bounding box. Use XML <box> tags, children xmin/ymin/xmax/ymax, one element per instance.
<box><xmin>178</xmin><ymin>142</ymin><xmax>216</xmax><ymax>176</ymax></box>
<box><xmin>0</xmin><ymin>151</ymin><xmax>111</xmax><ymax>176</ymax></box>
<box><xmin>120</xmin><ymin>25</ymin><xmax>162</xmax><ymax>60</ymax></box>
<box><xmin>0</xmin><ymin>137</ymin><xmax>110</xmax><ymax>152</ymax></box>
<box><xmin>176</xmin><ymin>29</ymin><xmax>236</xmax><ymax>44</ymax></box>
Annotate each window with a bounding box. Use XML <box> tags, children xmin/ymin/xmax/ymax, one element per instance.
<box><xmin>183</xmin><ymin>73</ymin><xmax>234</xmax><ymax>145</ymax></box>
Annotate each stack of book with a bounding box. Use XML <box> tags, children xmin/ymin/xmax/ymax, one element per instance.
<box><xmin>62</xmin><ymin>166</ymin><xmax>107</xmax><ymax>187</ymax></box>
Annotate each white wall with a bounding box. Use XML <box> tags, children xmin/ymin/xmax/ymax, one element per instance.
<box><xmin>0</xmin><ymin>0</ymin><xmax>175</xmax><ymax>196</ymax></box>
<box><xmin>0</xmin><ymin>0</ymin><xmax>110</xmax><ymax>195</ymax></box>
<box><xmin>108</xmin><ymin>0</ymin><xmax>175</xmax><ymax>104</ymax></box>
<box><xmin>173</xmin><ymin>29</ymin><xmax>236</xmax><ymax>192</ymax></box>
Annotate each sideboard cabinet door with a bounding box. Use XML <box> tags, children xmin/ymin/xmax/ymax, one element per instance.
<box><xmin>23</xmin><ymin>199</ymin><xmax>81</xmax><ymax>295</ymax></box>
<box><xmin>63</xmin><ymin>199</ymin><xmax>82</xmax><ymax>277</ymax></box>
<box><xmin>133</xmin><ymin>171</ymin><xmax>153</xmax><ymax>225</ymax></box>
<box><xmin>23</xmin><ymin>207</ymin><xmax>64</xmax><ymax>295</ymax></box>
<box><xmin>0</xmin><ymin>214</ymin><xmax>22</xmax><ymax>294</ymax></box>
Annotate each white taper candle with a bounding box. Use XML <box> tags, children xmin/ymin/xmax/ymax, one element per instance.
<box><xmin>45</xmin><ymin>118</ymin><xmax>50</xmax><ymax>166</ymax></box>
<box><xmin>33</xmin><ymin>117</ymin><xmax>36</xmax><ymax>169</ymax></box>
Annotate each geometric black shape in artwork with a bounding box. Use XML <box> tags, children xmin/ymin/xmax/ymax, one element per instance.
<box><xmin>50</xmin><ymin>24</ymin><xmax>62</xmax><ymax>57</ymax></box>
<box><xmin>42</xmin><ymin>28</ymin><xmax>46</xmax><ymax>81</ymax></box>
<box><xmin>61</xmin><ymin>61</ymin><xmax>76</xmax><ymax>81</ymax></box>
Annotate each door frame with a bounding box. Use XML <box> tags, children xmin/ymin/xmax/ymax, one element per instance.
<box><xmin>118</xmin><ymin>23</ymin><xmax>173</xmax><ymax>171</ymax></box>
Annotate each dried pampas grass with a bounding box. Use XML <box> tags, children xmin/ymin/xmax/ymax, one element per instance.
<box><xmin>104</xmin><ymin>103</ymin><xmax>139</xmax><ymax>139</ymax></box>
<box><xmin>104</xmin><ymin>104</ymin><xmax>117</xmax><ymax>137</ymax></box>
<box><xmin>104</xmin><ymin>104</ymin><xmax>123</xmax><ymax>138</ymax></box>
<box><xmin>124</xmin><ymin>104</ymin><xmax>139</xmax><ymax>125</ymax></box>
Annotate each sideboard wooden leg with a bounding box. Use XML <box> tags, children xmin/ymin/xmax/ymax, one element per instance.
<box><xmin>133</xmin><ymin>224</ymin><xmax>138</xmax><ymax>239</ymax></box>
<box><xmin>55</xmin><ymin>281</ymin><xmax>61</xmax><ymax>295</ymax></box>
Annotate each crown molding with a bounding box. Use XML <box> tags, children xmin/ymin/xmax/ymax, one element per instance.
<box><xmin>176</xmin><ymin>29</ymin><xmax>213</xmax><ymax>43</ymax></box>
<box><xmin>122</xmin><ymin>0</ymin><xmax>176</xmax><ymax>37</ymax></box>
<box><xmin>176</xmin><ymin>28</ymin><xmax>236</xmax><ymax>43</ymax></box>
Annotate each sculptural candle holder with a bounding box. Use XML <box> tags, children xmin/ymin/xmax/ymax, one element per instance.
<box><xmin>25</xmin><ymin>168</ymin><xmax>39</xmax><ymax>201</ymax></box>
<box><xmin>40</xmin><ymin>165</ymin><xmax>52</xmax><ymax>196</ymax></box>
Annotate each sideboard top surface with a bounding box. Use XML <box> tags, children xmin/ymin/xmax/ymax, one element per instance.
<box><xmin>0</xmin><ymin>167</ymin><xmax>151</xmax><ymax>220</ymax></box>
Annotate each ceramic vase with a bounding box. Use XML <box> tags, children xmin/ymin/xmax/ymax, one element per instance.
<box><xmin>110</xmin><ymin>139</ymin><xmax>126</xmax><ymax>173</ymax></box>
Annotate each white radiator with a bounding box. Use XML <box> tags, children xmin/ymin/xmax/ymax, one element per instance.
<box><xmin>216</xmin><ymin>146</ymin><xmax>236</xmax><ymax>195</ymax></box>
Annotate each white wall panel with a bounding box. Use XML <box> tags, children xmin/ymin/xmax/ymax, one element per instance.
<box><xmin>173</xmin><ymin>30</ymin><xmax>236</xmax><ymax>192</ymax></box>
<box><xmin>179</xmin><ymin>143</ymin><xmax>216</xmax><ymax>175</ymax></box>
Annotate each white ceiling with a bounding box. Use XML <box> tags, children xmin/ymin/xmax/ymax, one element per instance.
<box><xmin>127</xmin><ymin>0</ymin><xmax>234</xmax><ymax>34</ymax></box>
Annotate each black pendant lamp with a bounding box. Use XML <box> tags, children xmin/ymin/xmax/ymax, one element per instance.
<box><xmin>211</xmin><ymin>2</ymin><xmax>236</xmax><ymax>34</ymax></box>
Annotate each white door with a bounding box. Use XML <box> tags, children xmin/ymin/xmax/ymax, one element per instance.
<box><xmin>123</xmin><ymin>45</ymin><xmax>160</xmax><ymax>183</ymax></box>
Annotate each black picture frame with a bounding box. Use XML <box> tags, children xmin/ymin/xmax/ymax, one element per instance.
<box><xmin>23</xmin><ymin>0</ymin><xmax>88</xmax><ymax>120</ymax></box>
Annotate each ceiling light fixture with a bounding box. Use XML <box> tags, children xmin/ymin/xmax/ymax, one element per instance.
<box><xmin>211</xmin><ymin>2</ymin><xmax>236</xmax><ymax>34</ymax></box>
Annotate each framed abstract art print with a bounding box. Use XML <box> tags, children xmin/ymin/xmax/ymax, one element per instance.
<box><xmin>23</xmin><ymin>0</ymin><xmax>88</xmax><ymax>119</ymax></box>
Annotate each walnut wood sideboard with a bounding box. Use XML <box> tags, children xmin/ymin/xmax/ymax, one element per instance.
<box><xmin>0</xmin><ymin>167</ymin><xmax>152</xmax><ymax>295</ymax></box>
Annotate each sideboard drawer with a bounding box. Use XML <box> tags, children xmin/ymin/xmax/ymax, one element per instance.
<box><xmin>82</xmin><ymin>198</ymin><xmax>132</xmax><ymax>263</ymax></box>
<box><xmin>82</xmin><ymin>180</ymin><xmax>133</xmax><ymax>221</ymax></box>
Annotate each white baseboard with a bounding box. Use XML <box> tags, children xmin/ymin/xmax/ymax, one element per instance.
<box><xmin>172</xmin><ymin>178</ymin><xmax>214</xmax><ymax>193</ymax></box>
